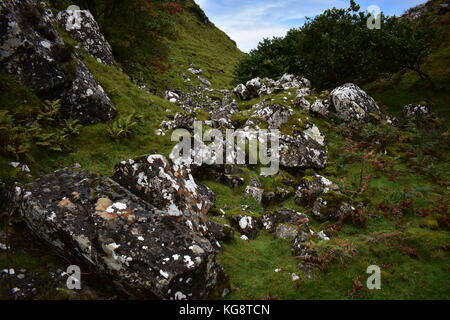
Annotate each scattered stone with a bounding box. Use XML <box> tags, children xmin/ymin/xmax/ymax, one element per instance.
<box><xmin>403</xmin><ymin>104</ymin><xmax>432</xmax><ymax>118</ymax></box>
<box><xmin>208</xmin><ymin>221</ymin><xmax>234</xmax><ymax>243</ymax></box>
<box><xmin>230</xmin><ymin>215</ymin><xmax>260</xmax><ymax>239</ymax></box>
<box><xmin>295</xmin><ymin>173</ymin><xmax>340</xmax><ymax>207</ymax></box>
<box><xmin>244</xmin><ymin>178</ymin><xmax>264</xmax><ymax>203</ymax></box>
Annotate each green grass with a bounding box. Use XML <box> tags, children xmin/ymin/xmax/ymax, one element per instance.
<box><xmin>141</xmin><ymin>0</ymin><xmax>244</xmax><ymax>92</ymax></box>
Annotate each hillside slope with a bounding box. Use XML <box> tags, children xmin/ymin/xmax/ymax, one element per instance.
<box><xmin>153</xmin><ymin>0</ymin><xmax>244</xmax><ymax>90</ymax></box>
<box><xmin>0</xmin><ymin>0</ymin><xmax>448</xmax><ymax>301</ymax></box>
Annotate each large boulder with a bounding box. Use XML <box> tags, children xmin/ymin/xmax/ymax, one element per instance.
<box><xmin>111</xmin><ymin>155</ymin><xmax>212</xmax><ymax>236</ymax></box>
<box><xmin>0</xmin><ymin>0</ymin><xmax>69</xmax><ymax>94</ymax></box>
<box><xmin>57</xmin><ymin>9</ymin><xmax>115</xmax><ymax>65</ymax></box>
<box><xmin>0</xmin><ymin>0</ymin><xmax>116</xmax><ymax>124</ymax></box>
<box><xmin>330</xmin><ymin>83</ymin><xmax>381</xmax><ymax>122</ymax></box>
<box><xmin>15</xmin><ymin>165</ymin><xmax>228</xmax><ymax>299</ymax></box>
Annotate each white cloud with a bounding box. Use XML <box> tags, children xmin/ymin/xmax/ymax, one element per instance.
<box><xmin>198</xmin><ymin>0</ymin><xmax>425</xmax><ymax>52</ymax></box>
<box><xmin>225</xmin><ymin>26</ymin><xmax>290</xmax><ymax>53</ymax></box>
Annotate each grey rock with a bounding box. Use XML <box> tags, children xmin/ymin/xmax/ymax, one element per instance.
<box><xmin>0</xmin><ymin>0</ymin><xmax>116</xmax><ymax>125</ymax></box>
<box><xmin>15</xmin><ymin>165</ymin><xmax>229</xmax><ymax>299</ymax></box>
<box><xmin>208</xmin><ymin>221</ymin><xmax>234</xmax><ymax>243</ymax></box>
<box><xmin>112</xmin><ymin>155</ymin><xmax>212</xmax><ymax>236</ymax></box>
<box><xmin>61</xmin><ymin>61</ymin><xmax>116</xmax><ymax>124</ymax></box>
<box><xmin>403</xmin><ymin>104</ymin><xmax>432</xmax><ymax>118</ymax></box>
<box><xmin>279</xmin><ymin>124</ymin><xmax>328</xmax><ymax>169</ymax></box>
<box><xmin>245</xmin><ymin>103</ymin><xmax>293</xmax><ymax>130</ymax></box>
<box><xmin>57</xmin><ymin>9</ymin><xmax>115</xmax><ymax>65</ymax></box>
<box><xmin>295</xmin><ymin>174</ymin><xmax>339</xmax><ymax>207</ymax></box>
<box><xmin>310</xmin><ymin>99</ymin><xmax>330</xmax><ymax>117</ymax></box>
<box><xmin>275</xmin><ymin>223</ymin><xmax>299</xmax><ymax>240</ymax></box>
<box><xmin>330</xmin><ymin>83</ymin><xmax>381</xmax><ymax>122</ymax></box>
<box><xmin>233</xmin><ymin>83</ymin><xmax>250</xmax><ymax>100</ymax></box>
<box><xmin>229</xmin><ymin>215</ymin><xmax>260</xmax><ymax>239</ymax></box>
<box><xmin>262</xmin><ymin>208</ymin><xmax>309</xmax><ymax>233</ymax></box>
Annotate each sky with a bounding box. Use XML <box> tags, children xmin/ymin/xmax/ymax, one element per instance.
<box><xmin>195</xmin><ymin>0</ymin><xmax>427</xmax><ymax>52</ymax></box>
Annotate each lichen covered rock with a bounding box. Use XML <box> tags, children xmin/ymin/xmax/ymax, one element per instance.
<box><xmin>245</xmin><ymin>103</ymin><xmax>294</xmax><ymax>130</ymax></box>
<box><xmin>229</xmin><ymin>215</ymin><xmax>260</xmax><ymax>239</ymax></box>
<box><xmin>330</xmin><ymin>83</ymin><xmax>381</xmax><ymax>122</ymax></box>
<box><xmin>295</xmin><ymin>174</ymin><xmax>340</xmax><ymax>207</ymax></box>
<box><xmin>61</xmin><ymin>61</ymin><xmax>116</xmax><ymax>124</ymax></box>
<box><xmin>262</xmin><ymin>208</ymin><xmax>309</xmax><ymax>233</ymax></box>
<box><xmin>57</xmin><ymin>9</ymin><xmax>115</xmax><ymax>65</ymax></box>
<box><xmin>15</xmin><ymin>165</ymin><xmax>229</xmax><ymax>299</ymax></box>
<box><xmin>112</xmin><ymin>155</ymin><xmax>212</xmax><ymax>236</ymax></box>
<box><xmin>279</xmin><ymin>124</ymin><xmax>328</xmax><ymax>169</ymax></box>
<box><xmin>312</xmin><ymin>192</ymin><xmax>355</xmax><ymax>222</ymax></box>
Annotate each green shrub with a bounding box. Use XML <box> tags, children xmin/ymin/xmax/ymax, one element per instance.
<box><xmin>107</xmin><ymin>114</ymin><xmax>138</xmax><ymax>140</ymax></box>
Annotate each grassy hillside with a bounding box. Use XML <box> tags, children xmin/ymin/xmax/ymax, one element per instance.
<box><xmin>150</xmin><ymin>0</ymin><xmax>244</xmax><ymax>91</ymax></box>
<box><xmin>1</xmin><ymin>0</ymin><xmax>449</xmax><ymax>301</ymax></box>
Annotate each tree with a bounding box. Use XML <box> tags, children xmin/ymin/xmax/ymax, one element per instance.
<box><xmin>378</xmin><ymin>15</ymin><xmax>436</xmax><ymax>87</ymax></box>
<box><xmin>233</xmin><ymin>1</ymin><xmax>436</xmax><ymax>90</ymax></box>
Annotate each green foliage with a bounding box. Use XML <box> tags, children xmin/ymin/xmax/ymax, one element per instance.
<box><xmin>0</xmin><ymin>99</ymin><xmax>84</xmax><ymax>160</ymax></box>
<box><xmin>234</xmin><ymin>1</ymin><xmax>437</xmax><ymax>90</ymax></box>
<box><xmin>37</xmin><ymin>99</ymin><xmax>61</xmax><ymax>123</ymax></box>
<box><xmin>107</xmin><ymin>113</ymin><xmax>139</xmax><ymax>140</ymax></box>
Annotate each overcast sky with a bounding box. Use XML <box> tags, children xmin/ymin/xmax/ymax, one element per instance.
<box><xmin>195</xmin><ymin>0</ymin><xmax>427</xmax><ymax>52</ymax></box>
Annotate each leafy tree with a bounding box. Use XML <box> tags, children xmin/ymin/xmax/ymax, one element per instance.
<box><xmin>233</xmin><ymin>1</ymin><xmax>436</xmax><ymax>90</ymax></box>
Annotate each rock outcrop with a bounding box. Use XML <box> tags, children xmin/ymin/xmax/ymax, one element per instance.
<box><xmin>0</xmin><ymin>0</ymin><xmax>116</xmax><ymax>124</ymax></box>
<box><xmin>329</xmin><ymin>83</ymin><xmax>381</xmax><ymax>122</ymax></box>
<box><xmin>15</xmin><ymin>165</ymin><xmax>229</xmax><ymax>299</ymax></box>
<box><xmin>111</xmin><ymin>155</ymin><xmax>212</xmax><ymax>236</ymax></box>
